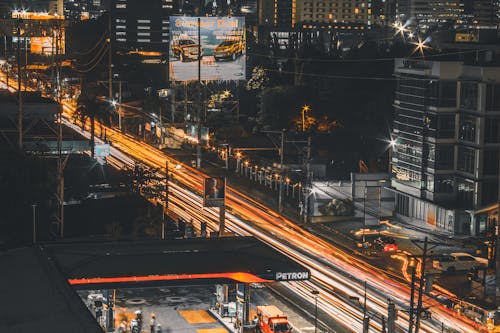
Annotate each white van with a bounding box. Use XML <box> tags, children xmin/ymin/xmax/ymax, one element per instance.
<box><xmin>432</xmin><ymin>253</ymin><xmax>488</xmax><ymax>272</ymax></box>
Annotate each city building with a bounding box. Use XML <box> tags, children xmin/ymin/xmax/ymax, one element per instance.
<box><xmin>0</xmin><ymin>0</ymin><xmax>63</xmax><ymax>18</ymax></box>
<box><xmin>390</xmin><ymin>58</ymin><xmax>500</xmax><ymax>235</ymax></box>
<box><xmin>396</xmin><ymin>0</ymin><xmax>499</xmax><ymax>32</ymax></box>
<box><xmin>258</xmin><ymin>0</ymin><xmax>378</xmax><ymax>28</ymax></box>
<box><xmin>64</xmin><ymin>0</ymin><xmax>105</xmax><ymax>21</ymax></box>
<box><xmin>111</xmin><ymin>0</ymin><xmax>174</xmax><ymax>52</ymax></box>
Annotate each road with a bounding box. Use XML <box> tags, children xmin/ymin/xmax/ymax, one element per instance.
<box><xmin>0</xmin><ymin>71</ymin><xmax>486</xmax><ymax>333</ymax></box>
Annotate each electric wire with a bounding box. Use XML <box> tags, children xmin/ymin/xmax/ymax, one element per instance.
<box><xmin>72</xmin><ymin>31</ymin><xmax>108</xmax><ymax>56</ymax></box>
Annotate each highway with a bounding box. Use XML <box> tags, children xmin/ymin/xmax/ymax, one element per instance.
<box><xmin>0</xmin><ymin>72</ymin><xmax>485</xmax><ymax>332</ymax></box>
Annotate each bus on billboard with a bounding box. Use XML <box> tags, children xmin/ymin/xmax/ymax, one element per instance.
<box><xmin>169</xmin><ymin>16</ymin><xmax>245</xmax><ymax>81</ymax></box>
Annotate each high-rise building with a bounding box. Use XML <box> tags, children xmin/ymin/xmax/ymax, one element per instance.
<box><xmin>390</xmin><ymin>58</ymin><xmax>500</xmax><ymax>235</ymax></box>
<box><xmin>65</xmin><ymin>0</ymin><xmax>105</xmax><ymax>21</ymax></box>
<box><xmin>396</xmin><ymin>0</ymin><xmax>498</xmax><ymax>31</ymax></box>
<box><xmin>296</xmin><ymin>0</ymin><xmax>373</xmax><ymax>27</ymax></box>
<box><xmin>258</xmin><ymin>0</ymin><xmax>295</xmax><ymax>28</ymax></box>
<box><xmin>111</xmin><ymin>0</ymin><xmax>174</xmax><ymax>52</ymax></box>
<box><xmin>259</xmin><ymin>0</ymin><xmax>377</xmax><ymax>28</ymax></box>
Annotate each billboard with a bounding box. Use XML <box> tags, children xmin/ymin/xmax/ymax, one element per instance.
<box><xmin>30</xmin><ymin>36</ymin><xmax>66</xmax><ymax>55</ymax></box>
<box><xmin>203</xmin><ymin>177</ymin><xmax>225</xmax><ymax>207</ymax></box>
<box><xmin>169</xmin><ymin>16</ymin><xmax>245</xmax><ymax>81</ymax></box>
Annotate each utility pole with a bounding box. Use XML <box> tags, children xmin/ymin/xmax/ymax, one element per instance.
<box><xmin>4</xmin><ymin>35</ymin><xmax>8</xmax><ymax>86</ymax></box>
<box><xmin>304</xmin><ymin>135</ymin><xmax>312</xmax><ymax>223</ymax></box>
<box><xmin>16</xmin><ymin>19</ymin><xmax>23</xmax><ymax>150</ymax></box>
<box><xmin>408</xmin><ymin>263</ymin><xmax>416</xmax><ymax>333</ymax></box>
<box><xmin>495</xmin><ymin>213</ymin><xmax>500</xmax><ymax>306</ymax></box>
<box><xmin>108</xmin><ymin>12</ymin><xmax>113</xmax><ymax>100</ymax></box>
<box><xmin>414</xmin><ymin>237</ymin><xmax>428</xmax><ymax>333</ymax></box>
<box><xmin>363</xmin><ymin>281</ymin><xmax>369</xmax><ymax>333</ymax></box>
<box><xmin>196</xmin><ymin>17</ymin><xmax>202</xmax><ymax>169</ymax></box>
<box><xmin>278</xmin><ymin>129</ymin><xmax>285</xmax><ymax>213</ymax></box>
<box><xmin>163</xmin><ymin>159</ymin><xmax>169</xmax><ymax>240</ymax></box>
<box><xmin>118</xmin><ymin>80</ymin><xmax>122</xmax><ymax>131</ymax></box>
<box><xmin>387</xmin><ymin>299</ymin><xmax>396</xmax><ymax>333</ymax></box>
<box><xmin>219</xmin><ymin>205</ymin><xmax>226</xmax><ymax>237</ymax></box>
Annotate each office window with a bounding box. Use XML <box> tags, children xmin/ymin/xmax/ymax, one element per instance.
<box><xmin>484</xmin><ymin>118</ymin><xmax>500</xmax><ymax>143</ymax></box>
<box><xmin>482</xmin><ymin>180</ymin><xmax>499</xmax><ymax>206</ymax></box>
<box><xmin>460</xmin><ymin>81</ymin><xmax>478</xmax><ymax>110</ymax></box>
<box><xmin>483</xmin><ymin>149</ymin><xmax>499</xmax><ymax>176</ymax></box>
<box><xmin>457</xmin><ymin>179</ymin><xmax>474</xmax><ymax>208</ymax></box>
<box><xmin>459</xmin><ymin>114</ymin><xmax>476</xmax><ymax>142</ymax></box>
<box><xmin>435</xmin><ymin>176</ymin><xmax>454</xmax><ymax>193</ymax></box>
<box><xmin>486</xmin><ymin>84</ymin><xmax>500</xmax><ymax>111</ymax></box>
<box><xmin>436</xmin><ymin>145</ymin><xmax>454</xmax><ymax>170</ymax></box>
<box><xmin>437</xmin><ymin>115</ymin><xmax>455</xmax><ymax>139</ymax></box>
<box><xmin>457</xmin><ymin>147</ymin><xmax>475</xmax><ymax>174</ymax></box>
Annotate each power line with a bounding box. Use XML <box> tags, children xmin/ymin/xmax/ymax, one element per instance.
<box><xmin>73</xmin><ymin>32</ymin><xmax>108</xmax><ymax>56</ymax></box>
<box><xmin>72</xmin><ymin>46</ymin><xmax>109</xmax><ymax>73</ymax></box>
<box><xmin>74</xmin><ymin>40</ymin><xmax>109</xmax><ymax>69</ymax></box>
<box><xmin>247</xmin><ymin>48</ymin><xmax>491</xmax><ymax>63</ymax></box>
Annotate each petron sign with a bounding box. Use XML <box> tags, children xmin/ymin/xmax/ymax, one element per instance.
<box><xmin>275</xmin><ymin>271</ymin><xmax>310</xmax><ymax>281</ymax></box>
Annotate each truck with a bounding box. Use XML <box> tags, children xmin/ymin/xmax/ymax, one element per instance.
<box><xmin>256</xmin><ymin>305</ymin><xmax>292</xmax><ymax>333</ymax></box>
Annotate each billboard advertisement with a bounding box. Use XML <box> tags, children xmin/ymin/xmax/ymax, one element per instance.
<box><xmin>30</xmin><ymin>36</ymin><xmax>66</xmax><ymax>55</ymax></box>
<box><xmin>203</xmin><ymin>177</ymin><xmax>225</xmax><ymax>207</ymax></box>
<box><xmin>169</xmin><ymin>16</ymin><xmax>245</xmax><ymax>81</ymax></box>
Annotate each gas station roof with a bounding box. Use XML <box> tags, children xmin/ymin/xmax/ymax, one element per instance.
<box><xmin>0</xmin><ymin>237</ymin><xmax>309</xmax><ymax>333</ymax></box>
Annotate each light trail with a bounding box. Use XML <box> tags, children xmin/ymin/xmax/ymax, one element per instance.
<box><xmin>0</xmin><ymin>72</ymin><xmax>487</xmax><ymax>333</ymax></box>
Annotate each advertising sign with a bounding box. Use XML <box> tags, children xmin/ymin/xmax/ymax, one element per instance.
<box><xmin>94</xmin><ymin>143</ymin><xmax>110</xmax><ymax>157</ymax></box>
<box><xmin>30</xmin><ymin>35</ymin><xmax>66</xmax><ymax>55</ymax></box>
<box><xmin>169</xmin><ymin>16</ymin><xmax>246</xmax><ymax>81</ymax></box>
<box><xmin>203</xmin><ymin>177</ymin><xmax>225</xmax><ymax>207</ymax></box>
<box><xmin>185</xmin><ymin>124</ymin><xmax>209</xmax><ymax>144</ymax></box>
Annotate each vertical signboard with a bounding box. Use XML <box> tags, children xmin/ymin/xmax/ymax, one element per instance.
<box><xmin>169</xmin><ymin>16</ymin><xmax>246</xmax><ymax>81</ymax></box>
<box><xmin>203</xmin><ymin>177</ymin><xmax>225</xmax><ymax>207</ymax></box>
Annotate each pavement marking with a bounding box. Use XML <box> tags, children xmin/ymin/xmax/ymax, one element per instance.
<box><xmin>179</xmin><ymin>310</ymin><xmax>217</xmax><ymax>324</ymax></box>
<box><xmin>197</xmin><ymin>329</ymin><xmax>228</xmax><ymax>333</ymax></box>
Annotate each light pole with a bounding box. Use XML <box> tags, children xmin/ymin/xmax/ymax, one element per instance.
<box><xmin>311</xmin><ymin>290</ymin><xmax>319</xmax><ymax>333</ymax></box>
<box><xmin>301</xmin><ymin>105</ymin><xmax>310</xmax><ymax>132</ymax></box>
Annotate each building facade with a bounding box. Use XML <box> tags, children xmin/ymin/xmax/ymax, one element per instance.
<box><xmin>396</xmin><ymin>0</ymin><xmax>499</xmax><ymax>31</ymax></box>
<box><xmin>0</xmin><ymin>0</ymin><xmax>63</xmax><ymax>18</ymax></box>
<box><xmin>258</xmin><ymin>0</ymin><xmax>377</xmax><ymax>28</ymax></box>
<box><xmin>111</xmin><ymin>0</ymin><xmax>174</xmax><ymax>52</ymax></box>
<box><xmin>64</xmin><ymin>0</ymin><xmax>105</xmax><ymax>21</ymax></box>
<box><xmin>390</xmin><ymin>59</ymin><xmax>500</xmax><ymax>235</ymax></box>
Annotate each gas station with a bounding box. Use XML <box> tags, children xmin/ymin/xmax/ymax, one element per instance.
<box><xmin>1</xmin><ymin>236</ymin><xmax>310</xmax><ymax>333</ymax></box>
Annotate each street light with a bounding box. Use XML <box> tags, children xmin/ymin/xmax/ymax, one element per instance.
<box><xmin>301</xmin><ymin>105</ymin><xmax>311</xmax><ymax>132</ymax></box>
<box><xmin>311</xmin><ymin>290</ymin><xmax>320</xmax><ymax>333</ymax></box>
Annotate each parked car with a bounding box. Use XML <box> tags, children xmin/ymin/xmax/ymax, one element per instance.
<box><xmin>433</xmin><ymin>253</ymin><xmax>488</xmax><ymax>272</ymax></box>
<box><xmin>171</xmin><ymin>39</ymin><xmax>203</xmax><ymax>62</ymax></box>
<box><xmin>213</xmin><ymin>40</ymin><xmax>244</xmax><ymax>61</ymax></box>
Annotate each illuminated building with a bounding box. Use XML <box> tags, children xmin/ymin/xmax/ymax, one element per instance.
<box><xmin>396</xmin><ymin>0</ymin><xmax>499</xmax><ymax>31</ymax></box>
<box><xmin>111</xmin><ymin>0</ymin><xmax>174</xmax><ymax>52</ymax></box>
<box><xmin>390</xmin><ymin>58</ymin><xmax>500</xmax><ymax>235</ymax></box>
<box><xmin>64</xmin><ymin>0</ymin><xmax>105</xmax><ymax>21</ymax></box>
<box><xmin>0</xmin><ymin>0</ymin><xmax>63</xmax><ymax>17</ymax></box>
<box><xmin>259</xmin><ymin>0</ymin><xmax>378</xmax><ymax>28</ymax></box>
